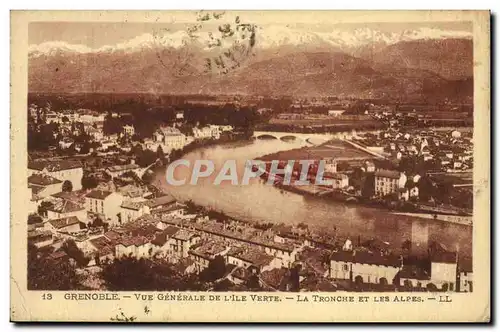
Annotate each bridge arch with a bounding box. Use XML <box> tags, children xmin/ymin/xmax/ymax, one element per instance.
<box><xmin>255</xmin><ymin>134</ymin><xmax>278</xmax><ymax>140</ymax></box>
<box><xmin>280</xmin><ymin>135</ymin><xmax>302</xmax><ymax>142</ymax></box>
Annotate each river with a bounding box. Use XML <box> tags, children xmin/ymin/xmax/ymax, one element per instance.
<box><xmin>154</xmin><ymin>138</ymin><xmax>472</xmax><ymax>258</ymax></box>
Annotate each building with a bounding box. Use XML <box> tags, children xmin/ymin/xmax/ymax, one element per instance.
<box><xmin>458</xmin><ymin>260</ymin><xmax>473</xmax><ymax>292</ymax></box>
<box><xmin>323</xmin><ymin>172</ymin><xmax>349</xmax><ymax>189</ymax></box>
<box><xmin>192</xmin><ymin>125</ymin><xmax>221</xmax><ymax>140</ymax></box>
<box><xmin>122</xmin><ymin>125</ymin><xmax>135</xmax><ymax>137</ymax></box>
<box><xmin>189</xmin><ymin>241</ymin><xmax>230</xmax><ymax>273</ymax></box>
<box><xmin>45</xmin><ymin>112</ymin><xmax>59</xmax><ymax>124</ymax></box>
<box><xmin>154</xmin><ymin>126</ymin><xmax>188</xmax><ymax>151</ymax></box>
<box><xmin>327</xmin><ymin>110</ymin><xmax>345</xmax><ymax>117</ymax></box>
<box><xmin>451</xmin><ymin>130</ymin><xmax>462</xmax><ymax>138</ymax></box>
<box><xmin>398</xmin><ymin>265</ymin><xmax>431</xmax><ymax>289</ymax></box>
<box><xmin>46</xmin><ymin>199</ymin><xmax>86</xmax><ymax>221</ymax></box>
<box><xmin>430</xmin><ymin>251</ymin><xmax>458</xmax><ymax>291</ymax></box>
<box><xmin>120</xmin><ymin>201</ymin><xmax>150</xmax><ymax>224</ymax></box>
<box><xmin>228</xmin><ymin>247</ymin><xmax>280</xmax><ymax>274</ymax></box>
<box><xmin>87</xmin><ymin>236</ymin><xmax>116</xmax><ymax>265</ymax></box>
<box><xmin>171</xmin><ymin>230</ymin><xmax>201</xmax><ymax>259</ymax></box>
<box><xmin>150</xmin><ymin>226</ymin><xmax>180</xmax><ymax>258</ymax></box>
<box><xmin>146</xmin><ymin>195</ymin><xmax>177</xmax><ymax>213</ymax></box>
<box><xmin>28</xmin><ymin>160</ymin><xmax>84</xmax><ymax>191</ymax></box>
<box><xmin>115</xmin><ymin>236</ymin><xmax>153</xmax><ymax>259</ymax></box>
<box><xmin>58</xmin><ymin>137</ymin><xmax>75</xmax><ymax>149</ymax></box>
<box><xmin>28</xmin><ymin>230</ymin><xmax>53</xmax><ymax>248</ymax></box>
<box><xmin>330</xmin><ymin>250</ymin><xmax>402</xmax><ymax>285</ymax></box>
<box><xmin>117</xmin><ymin>184</ymin><xmax>150</xmax><ymax>202</ymax></box>
<box><xmin>323</xmin><ymin>158</ymin><xmax>337</xmax><ymax>173</ymax></box>
<box><xmin>86</xmin><ymin>127</ymin><xmax>104</xmax><ymax>142</ymax></box>
<box><xmin>44</xmin><ymin>216</ymin><xmax>83</xmax><ymax>233</ymax></box>
<box><xmin>364</xmin><ymin>161</ymin><xmax>375</xmax><ymax>172</ymax></box>
<box><xmin>28</xmin><ymin>174</ymin><xmax>63</xmax><ymax>200</ymax></box>
<box><xmin>85</xmin><ymin>190</ymin><xmax>124</xmax><ymax>225</ymax></box>
<box><xmin>374</xmin><ymin>169</ymin><xmax>407</xmax><ymax>197</ymax></box>
<box><xmin>105</xmin><ymin>163</ymin><xmax>141</xmax><ymax>178</ymax></box>
<box><xmin>79</xmin><ymin>112</ymin><xmax>105</xmax><ymax>124</ymax></box>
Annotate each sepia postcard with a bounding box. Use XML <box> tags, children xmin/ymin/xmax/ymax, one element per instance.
<box><xmin>10</xmin><ymin>10</ymin><xmax>490</xmax><ymax>322</ymax></box>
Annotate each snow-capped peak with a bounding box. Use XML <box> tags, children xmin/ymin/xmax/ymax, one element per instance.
<box><xmin>28</xmin><ymin>41</ymin><xmax>92</xmax><ymax>57</ymax></box>
<box><xmin>28</xmin><ymin>25</ymin><xmax>472</xmax><ymax>57</ymax></box>
<box><xmin>254</xmin><ymin>25</ymin><xmax>325</xmax><ymax>48</ymax></box>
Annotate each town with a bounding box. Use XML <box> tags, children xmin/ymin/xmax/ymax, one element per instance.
<box><xmin>26</xmin><ymin>94</ymin><xmax>473</xmax><ymax>293</ymax></box>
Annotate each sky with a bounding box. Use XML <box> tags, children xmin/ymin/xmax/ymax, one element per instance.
<box><xmin>28</xmin><ymin>11</ymin><xmax>472</xmax><ymax>48</ymax></box>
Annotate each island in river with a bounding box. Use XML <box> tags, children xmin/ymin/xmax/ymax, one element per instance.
<box><xmin>153</xmin><ymin>138</ymin><xmax>472</xmax><ymax>259</ymax></box>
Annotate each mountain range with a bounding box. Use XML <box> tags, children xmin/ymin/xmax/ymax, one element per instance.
<box><xmin>28</xmin><ymin>25</ymin><xmax>473</xmax><ymax>100</ymax></box>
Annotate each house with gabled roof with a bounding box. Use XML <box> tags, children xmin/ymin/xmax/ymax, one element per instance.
<box><xmin>374</xmin><ymin>169</ymin><xmax>407</xmax><ymax>197</ymax></box>
<box><xmin>120</xmin><ymin>200</ymin><xmax>150</xmax><ymax>224</ymax></box>
<box><xmin>85</xmin><ymin>190</ymin><xmax>124</xmax><ymax>226</ymax></box>
<box><xmin>28</xmin><ymin>174</ymin><xmax>63</xmax><ymax>201</ymax></box>
<box><xmin>330</xmin><ymin>249</ymin><xmax>402</xmax><ymax>285</ymax></box>
<box><xmin>228</xmin><ymin>247</ymin><xmax>280</xmax><ymax>274</ymax></box>
<box><xmin>44</xmin><ymin>216</ymin><xmax>83</xmax><ymax>233</ymax></box>
<box><xmin>28</xmin><ymin>159</ymin><xmax>83</xmax><ymax>190</ymax></box>
<box><xmin>46</xmin><ymin>199</ymin><xmax>86</xmax><ymax>221</ymax></box>
<box><xmin>189</xmin><ymin>241</ymin><xmax>230</xmax><ymax>273</ymax></box>
<box><xmin>150</xmin><ymin>226</ymin><xmax>180</xmax><ymax>257</ymax></box>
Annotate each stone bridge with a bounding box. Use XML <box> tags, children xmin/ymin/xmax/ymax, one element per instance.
<box><xmin>252</xmin><ymin>131</ymin><xmax>354</xmax><ymax>145</ymax></box>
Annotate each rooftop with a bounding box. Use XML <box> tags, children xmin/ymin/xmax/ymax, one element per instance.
<box><xmin>330</xmin><ymin>250</ymin><xmax>401</xmax><ymax>267</ymax></box>
<box><xmin>46</xmin><ymin>199</ymin><xmax>85</xmax><ymax>214</ymax></box>
<box><xmin>120</xmin><ymin>200</ymin><xmax>146</xmax><ymax>211</ymax></box>
<box><xmin>28</xmin><ymin>174</ymin><xmax>62</xmax><ymax>186</ymax></box>
<box><xmin>147</xmin><ymin>195</ymin><xmax>176</xmax><ymax>208</ymax></box>
<box><xmin>29</xmin><ymin>160</ymin><xmax>82</xmax><ymax>172</ymax></box>
<box><xmin>151</xmin><ymin>226</ymin><xmax>180</xmax><ymax>246</ymax></box>
<box><xmin>107</xmin><ymin>164</ymin><xmax>140</xmax><ymax>172</ymax></box>
<box><xmin>190</xmin><ymin>242</ymin><xmax>227</xmax><ymax>260</ymax></box>
<box><xmin>173</xmin><ymin>229</ymin><xmax>198</xmax><ymax>242</ymax></box>
<box><xmin>85</xmin><ymin>190</ymin><xmax>113</xmax><ymax>200</ymax></box>
<box><xmin>236</xmin><ymin>248</ymin><xmax>275</xmax><ymax>268</ymax></box>
<box><xmin>375</xmin><ymin>169</ymin><xmax>401</xmax><ymax>179</ymax></box>
<box><xmin>46</xmin><ymin>216</ymin><xmax>81</xmax><ymax>230</ymax></box>
<box><xmin>398</xmin><ymin>265</ymin><xmax>431</xmax><ymax>281</ymax></box>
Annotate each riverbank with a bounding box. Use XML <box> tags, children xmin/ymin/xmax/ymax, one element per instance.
<box><xmin>168</xmin><ymin>132</ymin><xmax>254</xmax><ymax>162</ymax></box>
<box><xmin>153</xmin><ymin>137</ymin><xmax>472</xmax><ymax>258</ymax></box>
<box><xmin>270</xmin><ymin>179</ymin><xmax>473</xmax><ymax>226</ymax></box>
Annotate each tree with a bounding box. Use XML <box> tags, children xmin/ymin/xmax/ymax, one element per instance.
<box><xmin>103</xmin><ymin>112</ymin><xmax>123</xmax><ymax>136</ymax></box>
<box><xmin>156</xmin><ymin>145</ymin><xmax>165</xmax><ymax>162</ymax></box>
<box><xmin>37</xmin><ymin>201</ymin><xmax>54</xmax><ymax>217</ymax></box>
<box><xmin>246</xmin><ymin>273</ymin><xmax>261</xmax><ymax>290</ymax></box>
<box><xmin>81</xmin><ymin>175</ymin><xmax>99</xmax><ymax>190</ymax></box>
<box><xmin>62</xmin><ymin>239</ymin><xmax>90</xmax><ymax>267</ymax></box>
<box><xmin>426</xmin><ymin>283</ymin><xmax>438</xmax><ymax>292</ymax></box>
<box><xmin>289</xmin><ymin>265</ymin><xmax>301</xmax><ymax>292</ymax></box>
<box><xmin>101</xmin><ymin>257</ymin><xmax>191</xmax><ymax>291</ymax></box>
<box><xmin>62</xmin><ymin>180</ymin><xmax>73</xmax><ymax>192</ymax></box>
<box><xmin>28</xmin><ymin>213</ymin><xmax>43</xmax><ymax>225</ymax></box>
<box><xmin>27</xmin><ymin>243</ymin><xmax>80</xmax><ymax>290</ymax></box>
<box><xmin>402</xmin><ymin>239</ymin><xmax>412</xmax><ymax>252</ymax></box>
<box><xmin>418</xmin><ymin>175</ymin><xmax>435</xmax><ymax>202</ymax></box>
<box><xmin>79</xmin><ymin>141</ymin><xmax>92</xmax><ymax>154</ymax></box>
<box><xmin>136</xmin><ymin>149</ymin><xmax>157</xmax><ymax>168</ymax></box>
<box><xmin>205</xmin><ymin>255</ymin><xmax>226</xmax><ymax>281</ymax></box>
